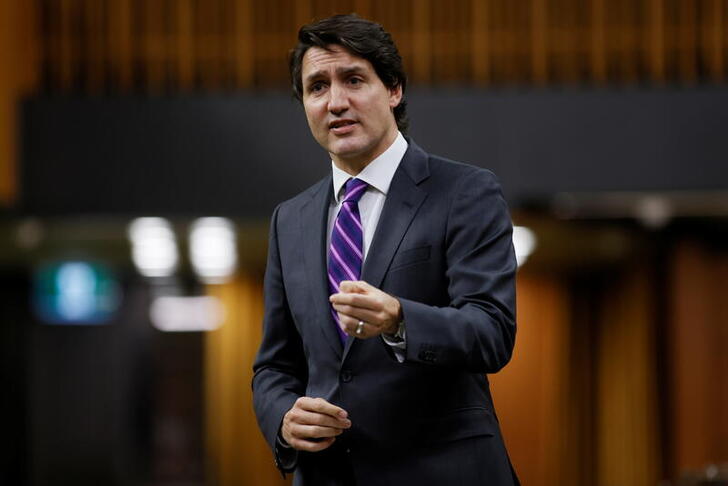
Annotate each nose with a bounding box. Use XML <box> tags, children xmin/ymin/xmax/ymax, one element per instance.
<box><xmin>327</xmin><ymin>82</ymin><xmax>349</xmax><ymax>115</ymax></box>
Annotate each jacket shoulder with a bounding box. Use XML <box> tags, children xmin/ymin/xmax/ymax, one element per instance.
<box><xmin>425</xmin><ymin>152</ymin><xmax>502</xmax><ymax>191</ymax></box>
<box><xmin>273</xmin><ymin>177</ymin><xmax>330</xmax><ymax>220</ymax></box>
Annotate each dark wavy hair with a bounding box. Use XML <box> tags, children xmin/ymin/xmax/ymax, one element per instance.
<box><xmin>289</xmin><ymin>14</ymin><xmax>409</xmax><ymax>133</ymax></box>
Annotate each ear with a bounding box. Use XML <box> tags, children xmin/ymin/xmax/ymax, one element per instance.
<box><xmin>388</xmin><ymin>83</ymin><xmax>403</xmax><ymax>109</ymax></box>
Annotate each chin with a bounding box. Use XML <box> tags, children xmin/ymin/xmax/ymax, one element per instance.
<box><xmin>329</xmin><ymin>140</ymin><xmax>368</xmax><ymax>159</ymax></box>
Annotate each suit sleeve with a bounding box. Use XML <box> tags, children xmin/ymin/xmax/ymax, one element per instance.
<box><xmin>252</xmin><ymin>204</ymin><xmax>307</xmax><ymax>471</ymax></box>
<box><xmin>399</xmin><ymin>168</ymin><xmax>517</xmax><ymax>373</ymax></box>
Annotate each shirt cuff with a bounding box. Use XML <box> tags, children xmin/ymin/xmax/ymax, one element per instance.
<box><xmin>382</xmin><ymin>321</ymin><xmax>406</xmax><ymax>363</ymax></box>
<box><xmin>275</xmin><ymin>430</ymin><xmax>298</xmax><ymax>472</ymax></box>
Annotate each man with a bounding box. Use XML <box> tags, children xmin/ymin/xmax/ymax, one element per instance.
<box><xmin>253</xmin><ymin>14</ymin><xmax>519</xmax><ymax>486</ymax></box>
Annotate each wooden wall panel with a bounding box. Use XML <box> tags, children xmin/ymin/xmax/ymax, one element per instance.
<box><xmin>108</xmin><ymin>0</ymin><xmax>133</xmax><ymax>90</ymax></box>
<box><xmin>0</xmin><ymin>0</ymin><xmax>38</xmax><ymax>207</ymax></box>
<box><xmin>589</xmin><ymin>0</ymin><xmax>607</xmax><ymax>82</ymax></box>
<box><xmin>668</xmin><ymin>241</ymin><xmax>728</xmax><ymax>475</ymax></box>
<box><xmin>595</xmin><ymin>266</ymin><xmax>660</xmax><ymax>486</ymax></box>
<box><xmin>0</xmin><ymin>0</ymin><xmax>13</xmax><ymax>206</ymax></box>
<box><xmin>232</xmin><ymin>0</ymin><xmax>254</xmax><ymax>88</ymax></box>
<box><xmin>28</xmin><ymin>0</ymin><xmax>728</xmax><ymax>94</ymax></box>
<box><xmin>702</xmin><ymin>0</ymin><xmax>725</xmax><ymax>82</ymax></box>
<box><xmin>647</xmin><ymin>0</ymin><xmax>666</xmax><ymax>83</ymax></box>
<box><xmin>205</xmin><ymin>274</ymin><xmax>290</xmax><ymax>486</ymax></box>
<box><xmin>495</xmin><ymin>262</ymin><xmax>669</xmax><ymax>486</ymax></box>
<box><xmin>490</xmin><ymin>273</ymin><xmax>571</xmax><ymax>486</ymax></box>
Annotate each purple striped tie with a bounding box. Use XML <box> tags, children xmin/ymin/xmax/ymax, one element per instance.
<box><xmin>328</xmin><ymin>178</ymin><xmax>368</xmax><ymax>343</ymax></box>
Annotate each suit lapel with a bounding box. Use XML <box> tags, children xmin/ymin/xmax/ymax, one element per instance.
<box><xmin>300</xmin><ymin>176</ymin><xmax>343</xmax><ymax>358</ymax></box>
<box><xmin>342</xmin><ymin>141</ymin><xmax>430</xmax><ymax>360</ymax></box>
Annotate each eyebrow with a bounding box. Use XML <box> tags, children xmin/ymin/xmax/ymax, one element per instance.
<box><xmin>304</xmin><ymin>65</ymin><xmax>368</xmax><ymax>85</ymax></box>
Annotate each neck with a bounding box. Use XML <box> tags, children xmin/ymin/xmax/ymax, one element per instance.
<box><xmin>332</xmin><ymin>129</ymin><xmax>399</xmax><ymax>176</ymax></box>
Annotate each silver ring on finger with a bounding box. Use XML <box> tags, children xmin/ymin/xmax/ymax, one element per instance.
<box><xmin>356</xmin><ymin>320</ymin><xmax>365</xmax><ymax>336</ymax></box>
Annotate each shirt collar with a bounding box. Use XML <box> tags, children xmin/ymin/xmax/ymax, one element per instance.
<box><xmin>331</xmin><ymin>132</ymin><xmax>408</xmax><ymax>204</ymax></box>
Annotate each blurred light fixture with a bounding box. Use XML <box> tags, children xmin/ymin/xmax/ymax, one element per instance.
<box><xmin>150</xmin><ymin>295</ymin><xmax>224</xmax><ymax>332</ymax></box>
<box><xmin>635</xmin><ymin>195</ymin><xmax>672</xmax><ymax>229</ymax></box>
<box><xmin>552</xmin><ymin>191</ymin><xmax>728</xmax><ymax>223</ymax></box>
<box><xmin>189</xmin><ymin>217</ymin><xmax>238</xmax><ymax>284</ymax></box>
<box><xmin>15</xmin><ymin>218</ymin><xmax>44</xmax><ymax>250</ymax></box>
<box><xmin>33</xmin><ymin>260</ymin><xmax>121</xmax><ymax>324</ymax></box>
<box><xmin>512</xmin><ymin>225</ymin><xmax>537</xmax><ymax>267</ymax></box>
<box><xmin>128</xmin><ymin>217</ymin><xmax>179</xmax><ymax>278</ymax></box>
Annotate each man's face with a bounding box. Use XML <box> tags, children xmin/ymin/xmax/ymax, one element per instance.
<box><xmin>300</xmin><ymin>45</ymin><xmax>402</xmax><ymax>172</ymax></box>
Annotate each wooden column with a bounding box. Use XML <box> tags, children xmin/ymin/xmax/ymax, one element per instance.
<box><xmin>411</xmin><ymin>0</ymin><xmax>431</xmax><ymax>84</ymax></box>
<box><xmin>204</xmin><ymin>274</ymin><xmax>290</xmax><ymax>486</ymax></box>
<box><xmin>647</xmin><ymin>0</ymin><xmax>665</xmax><ymax>83</ymax></box>
<box><xmin>677</xmin><ymin>0</ymin><xmax>697</xmax><ymax>83</ymax></box>
<box><xmin>472</xmin><ymin>0</ymin><xmax>491</xmax><ymax>85</ymax></box>
<box><xmin>668</xmin><ymin>241</ymin><xmax>728</xmax><ymax>476</ymax></box>
<box><xmin>0</xmin><ymin>0</ymin><xmax>38</xmax><ymax>207</ymax></box>
<box><xmin>595</xmin><ymin>265</ymin><xmax>660</xmax><ymax>486</ymax></box>
<box><xmin>705</xmin><ymin>0</ymin><xmax>725</xmax><ymax>82</ymax></box>
<box><xmin>490</xmin><ymin>273</ymin><xmax>571</xmax><ymax>486</ymax></box>
<box><xmin>531</xmin><ymin>0</ymin><xmax>547</xmax><ymax>84</ymax></box>
<box><xmin>589</xmin><ymin>0</ymin><xmax>607</xmax><ymax>83</ymax></box>
<box><xmin>108</xmin><ymin>0</ymin><xmax>133</xmax><ymax>91</ymax></box>
<box><xmin>232</xmin><ymin>0</ymin><xmax>254</xmax><ymax>89</ymax></box>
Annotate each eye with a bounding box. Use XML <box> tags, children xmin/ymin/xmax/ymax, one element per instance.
<box><xmin>348</xmin><ymin>77</ymin><xmax>363</xmax><ymax>86</ymax></box>
<box><xmin>309</xmin><ymin>81</ymin><xmax>326</xmax><ymax>93</ymax></box>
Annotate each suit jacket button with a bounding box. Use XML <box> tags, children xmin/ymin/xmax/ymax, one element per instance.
<box><xmin>341</xmin><ymin>370</ymin><xmax>353</xmax><ymax>382</ymax></box>
<box><xmin>419</xmin><ymin>350</ymin><xmax>436</xmax><ymax>362</ymax></box>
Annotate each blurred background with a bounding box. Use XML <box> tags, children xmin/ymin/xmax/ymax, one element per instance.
<box><xmin>1</xmin><ymin>0</ymin><xmax>727</xmax><ymax>485</ymax></box>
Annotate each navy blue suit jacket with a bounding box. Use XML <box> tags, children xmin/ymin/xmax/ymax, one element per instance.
<box><xmin>253</xmin><ymin>140</ymin><xmax>519</xmax><ymax>485</ymax></box>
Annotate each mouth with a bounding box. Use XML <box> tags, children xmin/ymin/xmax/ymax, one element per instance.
<box><xmin>328</xmin><ymin>119</ymin><xmax>358</xmax><ymax>132</ymax></box>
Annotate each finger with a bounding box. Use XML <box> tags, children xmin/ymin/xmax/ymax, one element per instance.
<box><xmin>338</xmin><ymin>280</ymin><xmax>369</xmax><ymax>294</ymax></box>
<box><xmin>338</xmin><ymin>314</ymin><xmax>377</xmax><ymax>338</ymax></box>
<box><xmin>329</xmin><ymin>292</ymin><xmax>380</xmax><ymax>310</ymax></box>
<box><xmin>289</xmin><ymin>436</ymin><xmax>336</xmax><ymax>452</ymax></box>
<box><xmin>282</xmin><ymin>417</ymin><xmax>345</xmax><ymax>447</ymax></box>
<box><xmin>292</xmin><ymin>409</ymin><xmax>351</xmax><ymax>429</ymax></box>
<box><xmin>297</xmin><ymin>397</ymin><xmax>348</xmax><ymax>419</ymax></box>
<box><xmin>291</xmin><ymin>423</ymin><xmax>344</xmax><ymax>439</ymax></box>
<box><xmin>332</xmin><ymin>304</ymin><xmax>383</xmax><ymax>325</ymax></box>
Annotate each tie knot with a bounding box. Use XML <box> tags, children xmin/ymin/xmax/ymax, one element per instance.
<box><xmin>342</xmin><ymin>178</ymin><xmax>368</xmax><ymax>203</ymax></box>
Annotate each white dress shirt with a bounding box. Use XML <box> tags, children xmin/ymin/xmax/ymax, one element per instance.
<box><xmin>327</xmin><ymin>131</ymin><xmax>408</xmax><ymax>361</ymax></box>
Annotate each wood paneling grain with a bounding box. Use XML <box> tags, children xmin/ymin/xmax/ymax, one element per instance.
<box><xmin>595</xmin><ymin>266</ymin><xmax>660</xmax><ymax>486</ymax></box>
<box><xmin>669</xmin><ymin>242</ymin><xmax>728</xmax><ymax>474</ymax></box>
<box><xmin>490</xmin><ymin>273</ymin><xmax>571</xmax><ymax>486</ymax></box>
<box><xmin>0</xmin><ymin>0</ymin><xmax>38</xmax><ymax>206</ymax></box>
<box><xmin>205</xmin><ymin>274</ymin><xmax>291</xmax><ymax>486</ymax></box>
<box><xmin>28</xmin><ymin>0</ymin><xmax>728</xmax><ymax>92</ymax></box>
